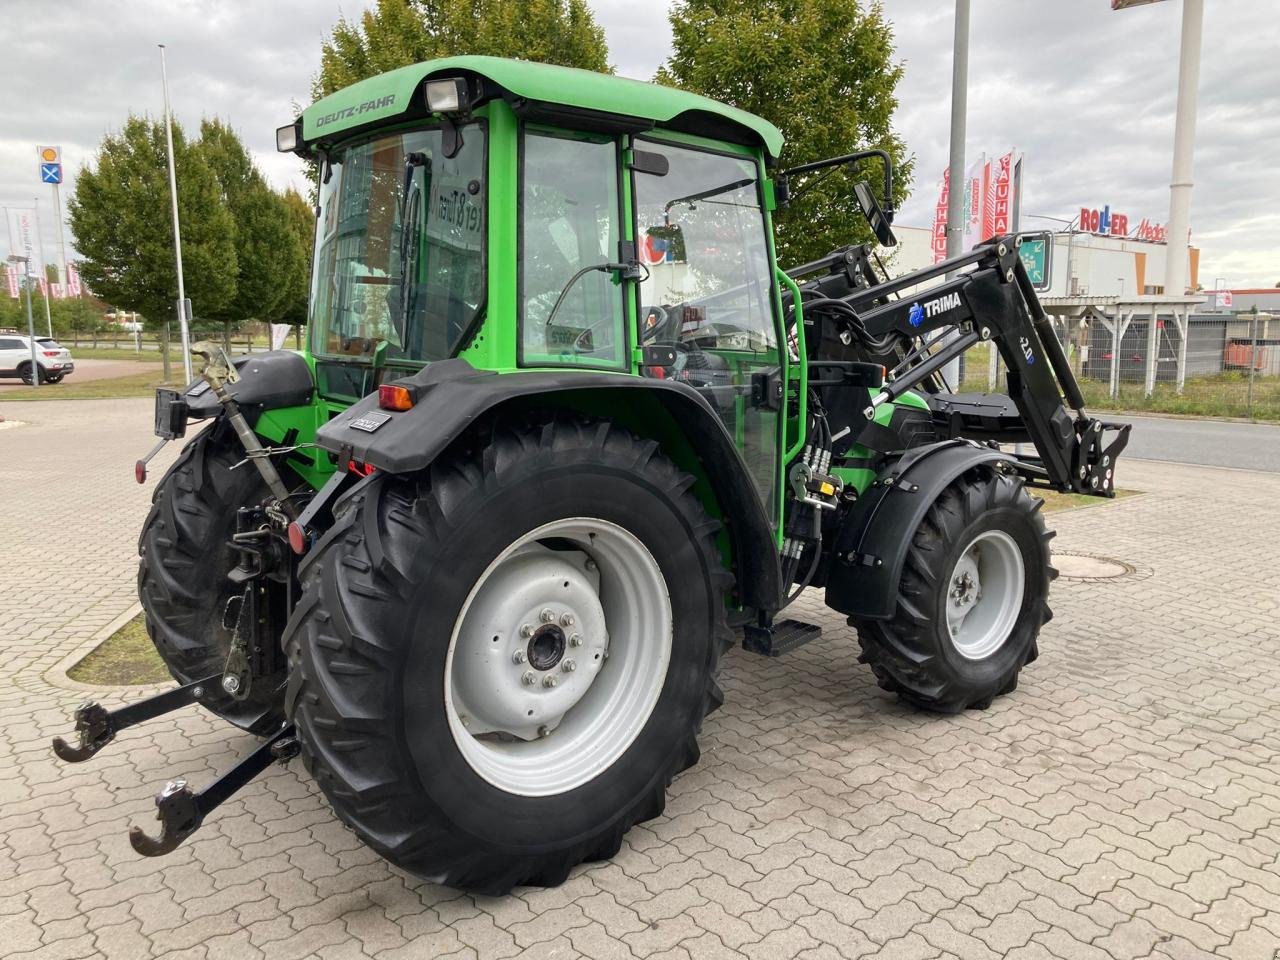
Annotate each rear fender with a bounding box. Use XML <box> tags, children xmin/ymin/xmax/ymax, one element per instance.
<box><xmin>183</xmin><ymin>350</ymin><xmax>315</xmax><ymax>423</ymax></box>
<box><xmin>314</xmin><ymin>359</ymin><xmax>782</xmax><ymax>611</ymax></box>
<box><xmin>825</xmin><ymin>440</ymin><xmax>1014</xmax><ymax>620</ymax></box>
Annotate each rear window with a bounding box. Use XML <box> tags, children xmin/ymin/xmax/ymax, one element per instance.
<box><xmin>37</xmin><ymin>339</ymin><xmax>64</xmax><ymax>350</ymax></box>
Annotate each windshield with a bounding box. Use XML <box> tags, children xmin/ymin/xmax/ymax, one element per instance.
<box><xmin>310</xmin><ymin>124</ymin><xmax>485</xmax><ymax>364</ymax></box>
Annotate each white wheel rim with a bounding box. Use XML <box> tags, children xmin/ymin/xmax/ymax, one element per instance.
<box><xmin>944</xmin><ymin>529</ymin><xmax>1025</xmax><ymax>660</ymax></box>
<box><xmin>444</xmin><ymin>518</ymin><xmax>672</xmax><ymax>797</ymax></box>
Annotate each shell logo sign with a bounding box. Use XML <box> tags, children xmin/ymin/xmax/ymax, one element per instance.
<box><xmin>40</xmin><ymin>146</ymin><xmax>60</xmax><ymax>163</ymax></box>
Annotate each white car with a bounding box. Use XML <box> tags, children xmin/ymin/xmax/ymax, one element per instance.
<box><xmin>0</xmin><ymin>334</ymin><xmax>75</xmax><ymax>384</ymax></box>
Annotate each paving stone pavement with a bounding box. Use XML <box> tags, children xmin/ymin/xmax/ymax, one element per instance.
<box><xmin>2</xmin><ymin>397</ymin><xmax>1279</xmax><ymax>960</ymax></box>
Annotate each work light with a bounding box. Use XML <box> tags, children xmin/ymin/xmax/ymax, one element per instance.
<box><xmin>425</xmin><ymin>78</ymin><xmax>467</xmax><ymax>113</ymax></box>
<box><xmin>276</xmin><ymin>124</ymin><xmax>299</xmax><ymax>153</ymax></box>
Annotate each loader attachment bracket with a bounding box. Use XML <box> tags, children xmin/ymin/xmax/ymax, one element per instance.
<box><xmin>51</xmin><ymin>674</ymin><xmax>220</xmax><ymax>763</ymax></box>
<box><xmin>129</xmin><ymin>725</ymin><xmax>299</xmax><ymax>856</ymax></box>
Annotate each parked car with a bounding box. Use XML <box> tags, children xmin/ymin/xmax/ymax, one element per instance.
<box><xmin>0</xmin><ymin>334</ymin><xmax>75</xmax><ymax>384</ymax></box>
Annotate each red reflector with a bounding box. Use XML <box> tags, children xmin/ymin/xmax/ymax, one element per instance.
<box><xmin>347</xmin><ymin>460</ymin><xmax>376</xmax><ymax>477</ymax></box>
<box><xmin>134</xmin><ymin>460</ymin><xmax>147</xmax><ymax>484</ymax></box>
<box><xmin>287</xmin><ymin>522</ymin><xmax>308</xmax><ymax>555</ymax></box>
<box><xmin>651</xmin><ymin>366</ymin><xmax>667</xmax><ymax>380</ymax></box>
<box><xmin>378</xmin><ymin>384</ymin><xmax>413</xmax><ymax>411</ymax></box>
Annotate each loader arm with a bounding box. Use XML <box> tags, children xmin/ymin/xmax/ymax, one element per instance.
<box><xmin>791</xmin><ymin>235</ymin><xmax>1129</xmax><ymax>496</ymax></box>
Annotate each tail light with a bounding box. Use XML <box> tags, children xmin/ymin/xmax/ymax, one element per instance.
<box><xmin>42</xmin><ymin>350</ymin><xmax>59</xmax><ymax>357</ymax></box>
<box><xmin>378</xmin><ymin>383</ymin><xmax>415</xmax><ymax>411</ymax></box>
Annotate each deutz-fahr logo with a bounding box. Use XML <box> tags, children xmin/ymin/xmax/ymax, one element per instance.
<box><xmin>315</xmin><ymin>94</ymin><xmax>397</xmax><ymax>128</ymax></box>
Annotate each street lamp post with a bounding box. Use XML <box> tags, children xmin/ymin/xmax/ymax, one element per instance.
<box><xmin>7</xmin><ymin>255</ymin><xmax>40</xmax><ymax>389</ymax></box>
<box><xmin>159</xmin><ymin>43</ymin><xmax>193</xmax><ymax>384</ymax></box>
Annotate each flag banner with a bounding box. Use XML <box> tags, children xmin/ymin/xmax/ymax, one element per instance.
<box><xmin>270</xmin><ymin>324</ymin><xmax>293</xmax><ymax>350</ymax></box>
<box><xmin>38</xmin><ymin>278</ymin><xmax>48</xmax><ymax>298</ymax></box>
<box><xmin>6</xmin><ymin>208</ymin><xmax>44</xmax><ymax>279</ymax></box>
<box><xmin>67</xmin><ymin>263</ymin><xmax>82</xmax><ymax>297</ymax></box>
<box><xmin>930</xmin><ymin>150</ymin><xmax>1020</xmax><ymax>264</ymax></box>
<box><xmin>51</xmin><ymin>283</ymin><xmax>65</xmax><ymax>300</ymax></box>
<box><xmin>5</xmin><ymin>266</ymin><xmax>18</xmax><ymax>299</ymax></box>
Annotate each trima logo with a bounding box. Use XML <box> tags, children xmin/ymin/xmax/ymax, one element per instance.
<box><xmin>923</xmin><ymin>292</ymin><xmax>961</xmax><ymax>319</ymax></box>
<box><xmin>908</xmin><ymin>302</ymin><xmax>924</xmax><ymax>327</ymax></box>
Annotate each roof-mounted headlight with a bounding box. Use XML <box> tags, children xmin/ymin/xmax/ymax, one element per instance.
<box><xmin>276</xmin><ymin>123</ymin><xmax>300</xmax><ymax>153</ymax></box>
<box><xmin>424</xmin><ymin>78</ymin><xmax>468</xmax><ymax>114</ymax></box>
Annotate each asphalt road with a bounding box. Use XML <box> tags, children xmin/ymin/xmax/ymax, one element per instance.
<box><xmin>0</xmin><ymin>357</ymin><xmax>148</xmax><ymax>392</ymax></box>
<box><xmin>1113</xmin><ymin>413</ymin><xmax>1280</xmax><ymax>473</ymax></box>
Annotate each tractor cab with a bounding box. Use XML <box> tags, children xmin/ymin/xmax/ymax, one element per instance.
<box><xmin>284</xmin><ymin>56</ymin><xmax>790</xmax><ymax>513</ymax></box>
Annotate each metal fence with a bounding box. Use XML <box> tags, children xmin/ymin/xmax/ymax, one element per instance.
<box><xmin>962</xmin><ymin>312</ymin><xmax>1280</xmax><ymax>421</ymax></box>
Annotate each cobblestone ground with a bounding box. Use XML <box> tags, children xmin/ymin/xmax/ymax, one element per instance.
<box><xmin>2</xmin><ymin>398</ymin><xmax>1278</xmax><ymax>960</ymax></box>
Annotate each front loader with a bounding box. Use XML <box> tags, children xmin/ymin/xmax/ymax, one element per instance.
<box><xmin>51</xmin><ymin>56</ymin><xmax>1129</xmax><ymax>894</ymax></box>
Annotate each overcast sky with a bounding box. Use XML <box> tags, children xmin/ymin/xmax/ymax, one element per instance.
<box><xmin>1</xmin><ymin>0</ymin><xmax>1275</xmax><ymax>287</ymax></box>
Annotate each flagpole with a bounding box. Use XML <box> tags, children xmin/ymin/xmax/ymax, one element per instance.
<box><xmin>32</xmin><ymin>197</ymin><xmax>53</xmax><ymax>338</ymax></box>
<box><xmin>159</xmin><ymin>43</ymin><xmax>193</xmax><ymax>383</ymax></box>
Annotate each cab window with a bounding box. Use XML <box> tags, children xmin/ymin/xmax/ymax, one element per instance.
<box><xmin>632</xmin><ymin>140</ymin><xmax>782</xmax><ymax>517</ymax></box>
<box><xmin>519</xmin><ymin>131</ymin><xmax>625</xmax><ymax>368</ymax></box>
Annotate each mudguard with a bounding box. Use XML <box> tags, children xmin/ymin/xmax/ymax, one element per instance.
<box><xmin>183</xmin><ymin>351</ymin><xmax>314</xmax><ymax>421</ymax></box>
<box><xmin>314</xmin><ymin>358</ymin><xmax>782</xmax><ymax>611</ymax></box>
<box><xmin>825</xmin><ymin>439</ymin><xmax>1014</xmax><ymax>620</ymax></box>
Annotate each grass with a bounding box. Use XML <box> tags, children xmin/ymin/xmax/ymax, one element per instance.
<box><xmin>1035</xmin><ymin>487</ymin><xmax>1139</xmax><ymax>512</ymax></box>
<box><xmin>0</xmin><ymin>370</ymin><xmax>178</xmax><ymax>400</ymax></box>
<box><xmin>67</xmin><ymin>614</ymin><xmax>169</xmax><ymax>686</ymax></box>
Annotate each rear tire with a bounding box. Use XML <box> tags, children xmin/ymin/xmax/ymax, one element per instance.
<box><xmin>138</xmin><ymin>422</ymin><xmax>291</xmax><ymax>732</ymax></box>
<box><xmin>852</xmin><ymin>468</ymin><xmax>1054</xmax><ymax>713</ymax></box>
<box><xmin>285</xmin><ymin>417</ymin><xmax>734</xmax><ymax>894</ymax></box>
<box><xmin>19</xmin><ymin>363</ymin><xmax>46</xmax><ymax>385</ymax></box>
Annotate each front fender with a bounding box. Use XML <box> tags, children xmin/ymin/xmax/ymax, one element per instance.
<box><xmin>314</xmin><ymin>359</ymin><xmax>782</xmax><ymax>611</ymax></box>
<box><xmin>825</xmin><ymin>440</ymin><xmax>1014</xmax><ymax>620</ymax></box>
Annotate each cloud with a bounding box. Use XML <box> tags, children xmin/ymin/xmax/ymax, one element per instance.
<box><xmin>2</xmin><ymin>0</ymin><xmax>1275</xmax><ymax>287</ymax></box>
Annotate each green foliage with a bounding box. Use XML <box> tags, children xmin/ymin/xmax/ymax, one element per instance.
<box><xmin>278</xmin><ymin>188</ymin><xmax>315</xmax><ymax>327</ymax></box>
<box><xmin>0</xmin><ymin>281</ymin><xmax>112</xmax><ymax>339</ymax></box>
<box><xmin>200</xmin><ymin>118</ymin><xmax>299</xmax><ymax>324</ymax></box>
<box><xmin>658</xmin><ymin>0</ymin><xmax>912</xmax><ymax>267</ymax></box>
<box><xmin>315</xmin><ymin>0</ymin><xmax>612</xmax><ymax>99</ymax></box>
<box><xmin>69</xmin><ymin>116</ymin><xmax>237</xmax><ymax>332</ymax></box>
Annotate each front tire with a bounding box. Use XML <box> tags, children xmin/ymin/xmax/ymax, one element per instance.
<box><xmin>285</xmin><ymin>417</ymin><xmax>734</xmax><ymax>894</ymax></box>
<box><xmin>852</xmin><ymin>468</ymin><xmax>1054</xmax><ymax>713</ymax></box>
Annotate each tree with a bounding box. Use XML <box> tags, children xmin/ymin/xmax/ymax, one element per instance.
<box><xmin>68</xmin><ymin>116</ymin><xmax>237</xmax><ymax>330</ymax></box>
<box><xmin>315</xmin><ymin>0</ymin><xmax>611</xmax><ymax>99</ymax></box>
<box><xmin>277</xmin><ymin>187</ymin><xmax>315</xmax><ymax>328</ymax></box>
<box><xmin>658</xmin><ymin>0</ymin><xmax>912</xmax><ymax>267</ymax></box>
<box><xmin>199</xmin><ymin>118</ymin><xmax>297</xmax><ymax>324</ymax></box>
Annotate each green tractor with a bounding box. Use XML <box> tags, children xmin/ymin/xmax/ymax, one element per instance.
<box><xmin>52</xmin><ymin>56</ymin><xmax>1128</xmax><ymax>894</ymax></box>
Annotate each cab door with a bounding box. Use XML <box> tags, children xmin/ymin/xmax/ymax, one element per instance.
<box><xmin>630</xmin><ymin>138</ymin><xmax>785</xmax><ymax>521</ymax></box>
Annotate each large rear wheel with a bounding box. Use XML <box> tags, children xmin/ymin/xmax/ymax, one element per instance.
<box><xmin>138</xmin><ymin>421</ymin><xmax>291</xmax><ymax>732</ymax></box>
<box><xmin>853</xmin><ymin>468</ymin><xmax>1054</xmax><ymax>713</ymax></box>
<box><xmin>285</xmin><ymin>417</ymin><xmax>734</xmax><ymax>893</ymax></box>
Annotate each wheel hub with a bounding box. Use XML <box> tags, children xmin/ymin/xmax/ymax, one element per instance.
<box><xmin>527</xmin><ymin>624</ymin><xmax>567</xmax><ymax>671</ymax></box>
<box><xmin>944</xmin><ymin>530</ymin><xmax>1025</xmax><ymax>661</ymax></box>
<box><xmin>444</xmin><ymin>518</ymin><xmax>673</xmax><ymax>797</ymax></box>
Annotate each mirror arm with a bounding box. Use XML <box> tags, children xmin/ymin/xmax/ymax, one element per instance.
<box><xmin>780</xmin><ymin>149</ymin><xmax>895</xmax><ymax>223</ymax></box>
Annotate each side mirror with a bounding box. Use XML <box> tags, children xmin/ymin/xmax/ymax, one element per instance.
<box><xmin>854</xmin><ymin>180</ymin><xmax>897</xmax><ymax>248</ymax></box>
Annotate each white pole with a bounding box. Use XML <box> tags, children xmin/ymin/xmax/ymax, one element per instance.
<box><xmin>942</xmin><ymin>0</ymin><xmax>970</xmax><ymax>388</ymax></box>
<box><xmin>31</xmin><ymin>197</ymin><xmax>53</xmax><ymax>338</ymax></box>
<box><xmin>159</xmin><ymin>43</ymin><xmax>193</xmax><ymax>383</ymax></box>
<box><xmin>1162</xmin><ymin>0</ymin><xmax>1203</xmax><ymax>297</ymax></box>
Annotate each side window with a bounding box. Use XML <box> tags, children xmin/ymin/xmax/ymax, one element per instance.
<box><xmin>519</xmin><ymin>132</ymin><xmax>624</xmax><ymax>367</ymax></box>
<box><xmin>0</xmin><ymin>338</ymin><xmax>22</xmax><ymax>350</ymax></box>
<box><xmin>632</xmin><ymin>140</ymin><xmax>782</xmax><ymax>518</ymax></box>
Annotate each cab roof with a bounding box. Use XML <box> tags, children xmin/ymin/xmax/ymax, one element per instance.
<box><xmin>298</xmin><ymin>55</ymin><xmax>784</xmax><ymax>161</ymax></box>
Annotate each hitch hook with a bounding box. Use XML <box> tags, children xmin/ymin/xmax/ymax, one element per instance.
<box><xmin>50</xmin><ymin>674</ymin><xmax>219</xmax><ymax>764</ymax></box>
<box><xmin>129</xmin><ymin>726</ymin><xmax>299</xmax><ymax>857</ymax></box>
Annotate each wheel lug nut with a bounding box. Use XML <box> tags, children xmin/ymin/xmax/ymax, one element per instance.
<box><xmin>540</xmin><ymin>608</ymin><xmax>554</xmax><ymax>623</ymax></box>
<box><xmin>521</xmin><ymin>671</ymin><xmax>537</xmax><ymax>686</ymax></box>
<box><xmin>569</xmin><ymin>633</ymin><xmax>582</xmax><ymax>647</ymax></box>
<box><xmin>542</xmin><ymin>675</ymin><xmax>558</xmax><ymax>688</ymax></box>
<box><xmin>221</xmin><ymin>675</ymin><xmax>240</xmax><ymax>694</ymax></box>
<box><xmin>562</xmin><ymin>659</ymin><xmax>576</xmax><ymax>673</ymax></box>
<box><xmin>512</xmin><ymin>649</ymin><xmax>527</xmax><ymax>664</ymax></box>
<box><xmin>520</xmin><ymin>623</ymin><xmax>535</xmax><ymax>638</ymax></box>
<box><xmin>560</xmin><ymin>612</ymin><xmax>575</xmax><ymax>627</ymax></box>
